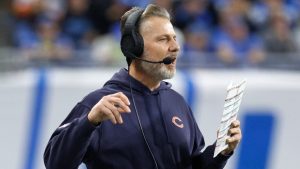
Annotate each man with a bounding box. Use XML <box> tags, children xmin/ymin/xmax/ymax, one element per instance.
<box><xmin>44</xmin><ymin>4</ymin><xmax>242</xmax><ymax>169</ymax></box>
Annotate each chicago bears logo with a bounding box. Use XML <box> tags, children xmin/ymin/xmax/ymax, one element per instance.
<box><xmin>172</xmin><ymin>116</ymin><xmax>184</xmax><ymax>128</ymax></box>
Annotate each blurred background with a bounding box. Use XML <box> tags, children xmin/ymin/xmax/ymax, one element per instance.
<box><xmin>0</xmin><ymin>0</ymin><xmax>300</xmax><ymax>169</ymax></box>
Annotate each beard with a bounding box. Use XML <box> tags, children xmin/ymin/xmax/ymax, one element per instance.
<box><xmin>136</xmin><ymin>58</ymin><xmax>176</xmax><ymax>82</ymax></box>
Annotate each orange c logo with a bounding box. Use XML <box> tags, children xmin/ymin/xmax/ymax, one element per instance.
<box><xmin>172</xmin><ymin>116</ymin><xmax>184</xmax><ymax>128</ymax></box>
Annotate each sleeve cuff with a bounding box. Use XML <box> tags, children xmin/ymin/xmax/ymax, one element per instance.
<box><xmin>77</xmin><ymin>114</ymin><xmax>98</xmax><ymax>137</ymax></box>
<box><xmin>215</xmin><ymin>150</ymin><xmax>233</xmax><ymax>161</ymax></box>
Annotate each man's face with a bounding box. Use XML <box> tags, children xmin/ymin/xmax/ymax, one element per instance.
<box><xmin>136</xmin><ymin>16</ymin><xmax>180</xmax><ymax>81</ymax></box>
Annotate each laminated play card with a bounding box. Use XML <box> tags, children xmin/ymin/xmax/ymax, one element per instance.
<box><xmin>214</xmin><ymin>79</ymin><xmax>247</xmax><ymax>157</ymax></box>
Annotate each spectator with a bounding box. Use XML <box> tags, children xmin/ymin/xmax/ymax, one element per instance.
<box><xmin>181</xmin><ymin>23</ymin><xmax>213</xmax><ymax>64</ymax></box>
<box><xmin>87</xmin><ymin>0</ymin><xmax>128</xmax><ymax>35</ymax></box>
<box><xmin>90</xmin><ymin>33</ymin><xmax>124</xmax><ymax>65</ymax></box>
<box><xmin>21</xmin><ymin>17</ymin><xmax>74</xmax><ymax>61</ymax></box>
<box><xmin>7</xmin><ymin>0</ymin><xmax>300</xmax><ymax>69</ymax></box>
<box><xmin>61</xmin><ymin>0</ymin><xmax>95</xmax><ymax>49</ymax></box>
<box><xmin>248</xmin><ymin>0</ymin><xmax>299</xmax><ymax>31</ymax></box>
<box><xmin>12</xmin><ymin>0</ymin><xmax>41</xmax><ymax>47</ymax></box>
<box><xmin>42</xmin><ymin>0</ymin><xmax>65</xmax><ymax>21</ymax></box>
<box><xmin>173</xmin><ymin>0</ymin><xmax>214</xmax><ymax>30</ymax></box>
<box><xmin>263</xmin><ymin>12</ymin><xmax>297</xmax><ymax>53</ymax></box>
<box><xmin>213</xmin><ymin>18</ymin><xmax>265</xmax><ymax>67</ymax></box>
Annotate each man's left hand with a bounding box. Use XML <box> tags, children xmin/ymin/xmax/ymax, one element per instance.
<box><xmin>221</xmin><ymin>120</ymin><xmax>242</xmax><ymax>155</ymax></box>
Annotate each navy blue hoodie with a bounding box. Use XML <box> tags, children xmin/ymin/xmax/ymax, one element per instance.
<box><xmin>44</xmin><ymin>68</ymin><xmax>231</xmax><ymax>169</ymax></box>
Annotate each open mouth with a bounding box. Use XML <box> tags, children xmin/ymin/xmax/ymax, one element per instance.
<box><xmin>167</xmin><ymin>57</ymin><xmax>176</xmax><ymax>66</ymax></box>
<box><xmin>167</xmin><ymin>55</ymin><xmax>177</xmax><ymax>64</ymax></box>
<box><xmin>170</xmin><ymin>58</ymin><xmax>176</xmax><ymax>64</ymax></box>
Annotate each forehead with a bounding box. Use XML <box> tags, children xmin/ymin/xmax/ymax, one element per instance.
<box><xmin>139</xmin><ymin>16</ymin><xmax>175</xmax><ymax>37</ymax></box>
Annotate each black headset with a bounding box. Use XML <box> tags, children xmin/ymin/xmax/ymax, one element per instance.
<box><xmin>120</xmin><ymin>9</ymin><xmax>145</xmax><ymax>59</ymax></box>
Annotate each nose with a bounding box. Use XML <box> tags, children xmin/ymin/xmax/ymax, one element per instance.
<box><xmin>169</xmin><ymin>39</ymin><xmax>180</xmax><ymax>53</ymax></box>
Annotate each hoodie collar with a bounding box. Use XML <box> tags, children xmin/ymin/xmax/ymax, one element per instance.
<box><xmin>104</xmin><ymin>68</ymin><xmax>172</xmax><ymax>95</ymax></box>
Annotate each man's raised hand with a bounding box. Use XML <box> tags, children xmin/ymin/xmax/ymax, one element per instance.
<box><xmin>88</xmin><ymin>92</ymin><xmax>131</xmax><ymax>125</ymax></box>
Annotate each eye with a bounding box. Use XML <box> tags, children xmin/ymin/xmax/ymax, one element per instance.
<box><xmin>159</xmin><ymin>38</ymin><xmax>167</xmax><ymax>41</ymax></box>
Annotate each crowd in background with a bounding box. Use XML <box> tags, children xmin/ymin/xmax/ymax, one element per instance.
<box><xmin>1</xmin><ymin>0</ymin><xmax>300</xmax><ymax>68</ymax></box>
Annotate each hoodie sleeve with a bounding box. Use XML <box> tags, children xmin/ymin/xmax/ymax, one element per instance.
<box><xmin>189</xmin><ymin>108</ymin><xmax>232</xmax><ymax>169</ymax></box>
<box><xmin>192</xmin><ymin>142</ymin><xmax>232</xmax><ymax>169</ymax></box>
<box><xmin>43</xmin><ymin>103</ymin><xmax>98</xmax><ymax>169</ymax></box>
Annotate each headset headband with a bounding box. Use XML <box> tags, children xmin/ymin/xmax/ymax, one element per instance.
<box><xmin>123</xmin><ymin>9</ymin><xmax>144</xmax><ymax>36</ymax></box>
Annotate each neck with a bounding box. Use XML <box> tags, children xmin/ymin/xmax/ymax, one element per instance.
<box><xmin>129</xmin><ymin>63</ymin><xmax>160</xmax><ymax>91</ymax></box>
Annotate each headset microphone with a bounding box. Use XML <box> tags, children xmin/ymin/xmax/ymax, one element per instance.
<box><xmin>133</xmin><ymin>56</ymin><xmax>176</xmax><ymax>65</ymax></box>
<box><xmin>161</xmin><ymin>57</ymin><xmax>175</xmax><ymax>65</ymax></box>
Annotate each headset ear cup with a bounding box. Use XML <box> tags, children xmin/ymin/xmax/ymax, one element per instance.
<box><xmin>120</xmin><ymin>9</ymin><xmax>144</xmax><ymax>59</ymax></box>
<box><xmin>121</xmin><ymin>34</ymin><xmax>135</xmax><ymax>59</ymax></box>
<box><xmin>134</xmin><ymin>32</ymin><xmax>144</xmax><ymax>57</ymax></box>
<box><xmin>121</xmin><ymin>31</ymin><xmax>144</xmax><ymax>58</ymax></box>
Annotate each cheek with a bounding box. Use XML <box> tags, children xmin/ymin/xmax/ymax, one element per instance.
<box><xmin>144</xmin><ymin>43</ymin><xmax>166</xmax><ymax>57</ymax></box>
<box><xmin>142</xmin><ymin>45</ymin><xmax>152</xmax><ymax>57</ymax></box>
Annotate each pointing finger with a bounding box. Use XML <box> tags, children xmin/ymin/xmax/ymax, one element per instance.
<box><xmin>113</xmin><ymin>92</ymin><xmax>130</xmax><ymax>106</ymax></box>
